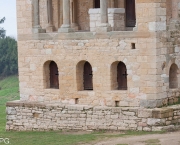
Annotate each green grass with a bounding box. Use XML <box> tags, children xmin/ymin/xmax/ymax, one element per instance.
<box><xmin>0</xmin><ymin>76</ymin><xmax>19</xmax><ymax>133</ymax></box>
<box><xmin>0</xmin><ymin>76</ymin><xmax>166</xmax><ymax>145</ymax></box>
<box><xmin>144</xmin><ymin>139</ymin><xmax>160</xmax><ymax>145</ymax></box>
<box><xmin>0</xmin><ymin>76</ymin><xmax>19</xmax><ymax>105</ymax></box>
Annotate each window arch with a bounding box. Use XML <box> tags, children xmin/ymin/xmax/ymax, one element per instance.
<box><xmin>94</xmin><ymin>0</ymin><xmax>100</xmax><ymax>8</ymax></box>
<box><xmin>83</xmin><ymin>62</ymin><xmax>93</xmax><ymax>90</ymax></box>
<box><xmin>169</xmin><ymin>63</ymin><xmax>178</xmax><ymax>89</ymax></box>
<box><xmin>76</xmin><ymin>61</ymin><xmax>93</xmax><ymax>91</ymax></box>
<box><xmin>111</xmin><ymin>61</ymin><xmax>128</xmax><ymax>90</ymax></box>
<box><xmin>44</xmin><ymin>61</ymin><xmax>59</xmax><ymax>89</ymax></box>
<box><xmin>117</xmin><ymin>62</ymin><xmax>127</xmax><ymax>90</ymax></box>
<box><xmin>49</xmin><ymin>61</ymin><xmax>59</xmax><ymax>89</ymax></box>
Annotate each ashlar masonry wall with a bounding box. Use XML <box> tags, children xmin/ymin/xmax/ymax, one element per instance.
<box><xmin>16</xmin><ymin>0</ymin><xmax>180</xmax><ymax>109</ymax></box>
<box><xmin>18</xmin><ymin>32</ymin><xmax>161</xmax><ymax>108</ymax></box>
<box><xmin>6</xmin><ymin>101</ymin><xmax>180</xmax><ymax>131</ymax></box>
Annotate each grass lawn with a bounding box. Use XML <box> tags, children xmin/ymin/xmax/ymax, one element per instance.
<box><xmin>0</xmin><ymin>76</ymin><xmax>165</xmax><ymax>145</ymax></box>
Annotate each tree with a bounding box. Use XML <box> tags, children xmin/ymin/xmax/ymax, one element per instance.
<box><xmin>0</xmin><ymin>37</ymin><xmax>18</xmax><ymax>77</ymax></box>
<box><xmin>0</xmin><ymin>17</ymin><xmax>6</xmax><ymax>38</ymax></box>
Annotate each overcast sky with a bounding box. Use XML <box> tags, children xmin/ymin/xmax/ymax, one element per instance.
<box><xmin>0</xmin><ymin>0</ymin><xmax>17</xmax><ymax>38</ymax></box>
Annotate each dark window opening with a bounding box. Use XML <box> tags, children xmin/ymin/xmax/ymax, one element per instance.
<box><xmin>75</xmin><ymin>98</ymin><xmax>79</xmax><ymax>104</ymax></box>
<box><xmin>94</xmin><ymin>0</ymin><xmax>100</xmax><ymax>8</ymax></box>
<box><xmin>169</xmin><ymin>63</ymin><xmax>178</xmax><ymax>89</ymax></box>
<box><xmin>126</xmin><ymin>0</ymin><xmax>136</xmax><ymax>27</ymax></box>
<box><xmin>83</xmin><ymin>62</ymin><xmax>93</xmax><ymax>90</ymax></box>
<box><xmin>117</xmin><ymin>62</ymin><xmax>128</xmax><ymax>90</ymax></box>
<box><xmin>49</xmin><ymin>61</ymin><xmax>59</xmax><ymax>89</ymax></box>
<box><xmin>115</xmin><ymin>101</ymin><xmax>119</xmax><ymax>107</ymax></box>
<box><xmin>131</xmin><ymin>43</ymin><xmax>136</xmax><ymax>49</ymax></box>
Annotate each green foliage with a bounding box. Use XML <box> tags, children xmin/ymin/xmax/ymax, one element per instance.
<box><xmin>0</xmin><ymin>37</ymin><xmax>18</xmax><ymax>77</ymax></box>
<box><xmin>0</xmin><ymin>17</ymin><xmax>6</xmax><ymax>38</ymax></box>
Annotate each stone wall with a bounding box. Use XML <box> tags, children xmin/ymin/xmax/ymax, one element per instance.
<box><xmin>6</xmin><ymin>101</ymin><xmax>180</xmax><ymax>131</ymax></box>
<box><xmin>16</xmin><ymin>0</ymin><xmax>180</xmax><ymax>109</ymax></box>
<box><xmin>18</xmin><ymin>31</ymin><xmax>162</xmax><ymax>108</ymax></box>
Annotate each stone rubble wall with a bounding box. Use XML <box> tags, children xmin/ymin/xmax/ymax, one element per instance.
<box><xmin>6</xmin><ymin>101</ymin><xmax>180</xmax><ymax>131</ymax></box>
<box><xmin>89</xmin><ymin>8</ymin><xmax>125</xmax><ymax>32</ymax></box>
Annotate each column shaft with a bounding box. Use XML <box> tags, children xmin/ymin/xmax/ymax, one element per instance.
<box><xmin>33</xmin><ymin>0</ymin><xmax>40</xmax><ymax>27</ymax></box>
<box><xmin>100</xmin><ymin>0</ymin><xmax>108</xmax><ymax>24</ymax></box>
<box><xmin>33</xmin><ymin>0</ymin><xmax>45</xmax><ymax>33</ymax></box>
<box><xmin>47</xmin><ymin>0</ymin><xmax>53</xmax><ymax>26</ymax></box>
<box><xmin>46</xmin><ymin>0</ymin><xmax>55</xmax><ymax>32</ymax></box>
<box><xmin>63</xmin><ymin>0</ymin><xmax>70</xmax><ymax>27</ymax></box>
<box><xmin>96</xmin><ymin>0</ymin><xmax>111</xmax><ymax>32</ymax></box>
<box><xmin>59</xmin><ymin>0</ymin><xmax>74</xmax><ymax>32</ymax></box>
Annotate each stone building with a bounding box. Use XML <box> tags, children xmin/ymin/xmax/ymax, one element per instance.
<box><xmin>6</xmin><ymin>0</ymin><xmax>180</xmax><ymax>132</ymax></box>
<box><xmin>16</xmin><ymin>0</ymin><xmax>180</xmax><ymax>108</ymax></box>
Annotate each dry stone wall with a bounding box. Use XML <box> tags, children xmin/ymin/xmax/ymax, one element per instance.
<box><xmin>6</xmin><ymin>101</ymin><xmax>180</xmax><ymax>131</ymax></box>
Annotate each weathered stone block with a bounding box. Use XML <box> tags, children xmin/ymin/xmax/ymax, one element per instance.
<box><xmin>138</xmin><ymin>109</ymin><xmax>152</xmax><ymax>118</ymax></box>
<box><xmin>152</xmin><ymin>108</ymin><xmax>173</xmax><ymax>119</ymax></box>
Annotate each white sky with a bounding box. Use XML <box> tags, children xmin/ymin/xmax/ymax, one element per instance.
<box><xmin>0</xmin><ymin>0</ymin><xmax>17</xmax><ymax>38</ymax></box>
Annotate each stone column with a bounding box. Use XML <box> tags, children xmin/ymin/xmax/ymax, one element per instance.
<box><xmin>46</xmin><ymin>0</ymin><xmax>55</xmax><ymax>32</ymax></box>
<box><xmin>58</xmin><ymin>0</ymin><xmax>74</xmax><ymax>32</ymax></box>
<box><xmin>70</xmin><ymin>0</ymin><xmax>79</xmax><ymax>30</ymax></box>
<box><xmin>96</xmin><ymin>0</ymin><xmax>111</xmax><ymax>32</ymax></box>
<box><xmin>100</xmin><ymin>0</ymin><xmax>108</xmax><ymax>24</ymax></box>
<box><xmin>32</xmin><ymin>0</ymin><xmax>45</xmax><ymax>33</ymax></box>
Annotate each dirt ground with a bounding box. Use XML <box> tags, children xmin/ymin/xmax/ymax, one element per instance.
<box><xmin>92</xmin><ymin>131</ymin><xmax>180</xmax><ymax>145</ymax></box>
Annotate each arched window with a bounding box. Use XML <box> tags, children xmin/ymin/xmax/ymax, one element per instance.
<box><xmin>49</xmin><ymin>61</ymin><xmax>59</xmax><ymax>89</ymax></box>
<box><xmin>83</xmin><ymin>62</ymin><xmax>93</xmax><ymax>90</ymax></box>
<box><xmin>94</xmin><ymin>0</ymin><xmax>100</xmax><ymax>8</ymax></box>
<box><xmin>126</xmin><ymin>0</ymin><xmax>136</xmax><ymax>27</ymax></box>
<box><xmin>169</xmin><ymin>63</ymin><xmax>178</xmax><ymax>89</ymax></box>
<box><xmin>117</xmin><ymin>62</ymin><xmax>127</xmax><ymax>90</ymax></box>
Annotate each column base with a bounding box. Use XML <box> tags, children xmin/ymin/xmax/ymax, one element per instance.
<box><xmin>46</xmin><ymin>25</ymin><xmax>55</xmax><ymax>33</ymax></box>
<box><xmin>58</xmin><ymin>27</ymin><xmax>74</xmax><ymax>33</ymax></box>
<box><xmin>32</xmin><ymin>27</ymin><xmax>46</xmax><ymax>33</ymax></box>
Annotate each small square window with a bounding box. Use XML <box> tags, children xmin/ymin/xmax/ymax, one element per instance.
<box><xmin>75</xmin><ymin>98</ymin><xmax>79</xmax><ymax>104</ymax></box>
<box><xmin>115</xmin><ymin>101</ymin><xmax>119</xmax><ymax>107</ymax></box>
<box><xmin>131</xmin><ymin>43</ymin><xmax>136</xmax><ymax>49</ymax></box>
